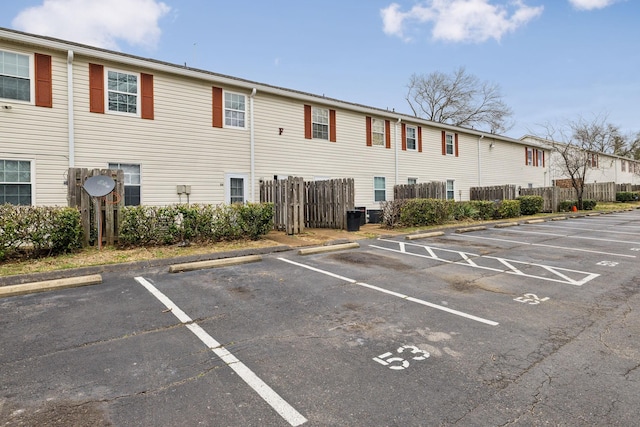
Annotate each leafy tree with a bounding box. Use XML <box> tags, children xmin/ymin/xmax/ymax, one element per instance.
<box><xmin>405</xmin><ymin>67</ymin><xmax>513</xmax><ymax>134</ymax></box>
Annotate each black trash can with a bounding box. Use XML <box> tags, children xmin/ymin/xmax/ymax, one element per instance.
<box><xmin>346</xmin><ymin>210</ymin><xmax>362</xmax><ymax>231</ymax></box>
<box><xmin>355</xmin><ymin>206</ymin><xmax>367</xmax><ymax>226</ymax></box>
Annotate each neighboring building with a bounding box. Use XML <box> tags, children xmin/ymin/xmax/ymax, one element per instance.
<box><xmin>1</xmin><ymin>27</ymin><xmax>549</xmax><ymax>209</ymax></box>
<box><xmin>521</xmin><ymin>135</ymin><xmax>640</xmax><ymax>187</ymax></box>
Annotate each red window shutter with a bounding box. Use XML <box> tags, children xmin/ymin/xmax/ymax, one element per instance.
<box><xmin>329</xmin><ymin>109</ymin><xmax>336</xmax><ymax>142</ymax></box>
<box><xmin>441</xmin><ymin>131</ymin><xmax>446</xmax><ymax>155</ymax></box>
<box><xmin>454</xmin><ymin>133</ymin><xmax>459</xmax><ymax>157</ymax></box>
<box><xmin>525</xmin><ymin>147</ymin><xmax>528</xmax><ymax>165</ymax></box>
<box><xmin>533</xmin><ymin>149</ymin><xmax>538</xmax><ymax>167</ymax></box>
<box><xmin>401</xmin><ymin>123</ymin><xmax>407</xmax><ymax>151</ymax></box>
<box><xmin>304</xmin><ymin>105</ymin><xmax>312</xmax><ymax>139</ymax></box>
<box><xmin>417</xmin><ymin>126</ymin><xmax>423</xmax><ymax>152</ymax></box>
<box><xmin>212</xmin><ymin>87</ymin><xmax>223</xmax><ymax>128</ymax></box>
<box><xmin>542</xmin><ymin>151</ymin><xmax>545</xmax><ymax>168</ymax></box>
<box><xmin>89</xmin><ymin>63</ymin><xmax>104</xmax><ymax>113</ymax></box>
<box><xmin>385</xmin><ymin>120</ymin><xmax>391</xmax><ymax>149</ymax></box>
<box><xmin>140</xmin><ymin>73</ymin><xmax>154</xmax><ymax>120</ymax></box>
<box><xmin>366</xmin><ymin>117</ymin><xmax>372</xmax><ymax>146</ymax></box>
<box><xmin>34</xmin><ymin>53</ymin><xmax>52</xmax><ymax>108</ymax></box>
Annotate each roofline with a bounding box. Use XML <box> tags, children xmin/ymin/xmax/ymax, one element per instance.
<box><xmin>1</xmin><ymin>26</ymin><xmax>530</xmax><ymax>147</ymax></box>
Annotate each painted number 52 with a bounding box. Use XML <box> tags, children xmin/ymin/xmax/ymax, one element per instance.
<box><xmin>514</xmin><ymin>293</ymin><xmax>549</xmax><ymax>305</ymax></box>
<box><xmin>373</xmin><ymin>345</ymin><xmax>430</xmax><ymax>370</ymax></box>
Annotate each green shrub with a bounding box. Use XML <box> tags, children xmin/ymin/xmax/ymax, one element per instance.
<box><xmin>0</xmin><ymin>205</ymin><xmax>82</xmax><ymax>260</ymax></box>
<box><xmin>118</xmin><ymin>203</ymin><xmax>273</xmax><ymax>247</ymax></box>
<box><xmin>495</xmin><ymin>200</ymin><xmax>521</xmax><ymax>219</ymax></box>
<box><xmin>616</xmin><ymin>192</ymin><xmax>639</xmax><ymax>202</ymax></box>
<box><xmin>399</xmin><ymin>198</ymin><xmax>453</xmax><ymax>227</ymax></box>
<box><xmin>558</xmin><ymin>199</ymin><xmax>597</xmax><ymax>211</ymax></box>
<box><xmin>518</xmin><ymin>195</ymin><xmax>544</xmax><ymax>215</ymax></box>
<box><xmin>468</xmin><ymin>201</ymin><xmax>495</xmax><ymax>220</ymax></box>
<box><xmin>451</xmin><ymin>202</ymin><xmax>479</xmax><ymax>221</ymax></box>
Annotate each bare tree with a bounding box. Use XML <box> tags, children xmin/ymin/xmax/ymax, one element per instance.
<box><xmin>405</xmin><ymin>67</ymin><xmax>513</xmax><ymax>134</ymax></box>
<box><xmin>538</xmin><ymin>114</ymin><xmax>621</xmax><ymax>209</ymax></box>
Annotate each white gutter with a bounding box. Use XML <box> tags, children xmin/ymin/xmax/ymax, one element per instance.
<box><xmin>395</xmin><ymin>118</ymin><xmax>401</xmax><ymax>186</ymax></box>
<box><xmin>250</xmin><ymin>88</ymin><xmax>256</xmax><ymax>202</ymax></box>
<box><xmin>67</xmin><ymin>50</ymin><xmax>75</xmax><ymax>167</ymax></box>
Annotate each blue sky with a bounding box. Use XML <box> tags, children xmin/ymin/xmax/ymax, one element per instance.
<box><xmin>2</xmin><ymin>0</ymin><xmax>637</xmax><ymax>139</ymax></box>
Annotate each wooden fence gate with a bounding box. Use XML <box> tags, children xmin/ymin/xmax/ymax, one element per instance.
<box><xmin>394</xmin><ymin>181</ymin><xmax>447</xmax><ymax>200</ymax></box>
<box><xmin>68</xmin><ymin>168</ymin><xmax>124</xmax><ymax>246</ymax></box>
<box><xmin>260</xmin><ymin>177</ymin><xmax>355</xmax><ymax>234</ymax></box>
<box><xmin>470</xmin><ymin>185</ymin><xmax>517</xmax><ymax>201</ymax></box>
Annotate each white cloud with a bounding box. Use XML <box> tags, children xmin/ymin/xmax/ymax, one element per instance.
<box><xmin>381</xmin><ymin>0</ymin><xmax>544</xmax><ymax>43</ymax></box>
<box><xmin>12</xmin><ymin>0</ymin><xmax>171</xmax><ymax>50</ymax></box>
<box><xmin>568</xmin><ymin>0</ymin><xmax>620</xmax><ymax>10</ymax></box>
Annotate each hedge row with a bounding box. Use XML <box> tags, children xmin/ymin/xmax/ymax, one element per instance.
<box><xmin>118</xmin><ymin>203</ymin><xmax>274</xmax><ymax>247</ymax></box>
<box><xmin>558</xmin><ymin>200</ymin><xmax>597</xmax><ymax>211</ymax></box>
<box><xmin>616</xmin><ymin>192</ymin><xmax>640</xmax><ymax>202</ymax></box>
<box><xmin>381</xmin><ymin>198</ymin><xmax>527</xmax><ymax>228</ymax></box>
<box><xmin>0</xmin><ymin>205</ymin><xmax>83</xmax><ymax>261</ymax></box>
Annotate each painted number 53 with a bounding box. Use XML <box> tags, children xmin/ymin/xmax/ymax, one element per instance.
<box><xmin>373</xmin><ymin>345</ymin><xmax>430</xmax><ymax>370</ymax></box>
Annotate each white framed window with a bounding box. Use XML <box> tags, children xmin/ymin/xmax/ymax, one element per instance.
<box><xmin>446</xmin><ymin>180</ymin><xmax>455</xmax><ymax>200</ymax></box>
<box><xmin>106</xmin><ymin>69</ymin><xmax>139</xmax><ymax>115</ymax></box>
<box><xmin>312</xmin><ymin>107</ymin><xmax>329</xmax><ymax>140</ymax></box>
<box><xmin>109</xmin><ymin>162</ymin><xmax>141</xmax><ymax>206</ymax></box>
<box><xmin>526</xmin><ymin>147</ymin><xmax>533</xmax><ymax>166</ymax></box>
<box><xmin>536</xmin><ymin>150</ymin><xmax>544</xmax><ymax>167</ymax></box>
<box><xmin>406</xmin><ymin>126</ymin><xmax>417</xmax><ymax>150</ymax></box>
<box><xmin>374</xmin><ymin>176</ymin><xmax>386</xmax><ymax>202</ymax></box>
<box><xmin>226</xmin><ymin>173</ymin><xmax>249</xmax><ymax>204</ymax></box>
<box><xmin>408</xmin><ymin>178</ymin><xmax>418</xmax><ymax>185</ymax></box>
<box><xmin>1</xmin><ymin>159</ymin><xmax>32</xmax><ymax>205</ymax></box>
<box><xmin>445</xmin><ymin>133</ymin><xmax>455</xmax><ymax>155</ymax></box>
<box><xmin>225</xmin><ymin>91</ymin><xmax>246</xmax><ymax>128</ymax></box>
<box><xmin>621</xmin><ymin>160</ymin><xmax>626</xmax><ymax>172</ymax></box>
<box><xmin>0</xmin><ymin>49</ymin><xmax>32</xmax><ymax>103</ymax></box>
<box><xmin>371</xmin><ymin>118</ymin><xmax>385</xmax><ymax>146</ymax></box>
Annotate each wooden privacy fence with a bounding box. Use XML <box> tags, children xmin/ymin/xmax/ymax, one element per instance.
<box><xmin>470</xmin><ymin>185</ymin><xmax>517</xmax><ymax>201</ymax></box>
<box><xmin>617</xmin><ymin>183</ymin><xmax>640</xmax><ymax>192</ymax></box>
<box><xmin>68</xmin><ymin>168</ymin><xmax>124</xmax><ymax>246</ymax></box>
<box><xmin>520</xmin><ymin>182</ymin><xmax>617</xmax><ymax>213</ymax></box>
<box><xmin>260</xmin><ymin>177</ymin><xmax>355</xmax><ymax>234</ymax></box>
<box><xmin>394</xmin><ymin>181</ymin><xmax>446</xmax><ymax>200</ymax></box>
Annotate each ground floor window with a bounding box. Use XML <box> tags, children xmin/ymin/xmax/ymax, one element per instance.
<box><xmin>408</xmin><ymin>178</ymin><xmax>417</xmax><ymax>185</ymax></box>
<box><xmin>226</xmin><ymin>173</ymin><xmax>248</xmax><ymax>204</ymax></box>
<box><xmin>109</xmin><ymin>162</ymin><xmax>140</xmax><ymax>206</ymax></box>
<box><xmin>374</xmin><ymin>176</ymin><xmax>386</xmax><ymax>202</ymax></box>
<box><xmin>0</xmin><ymin>159</ymin><xmax>32</xmax><ymax>205</ymax></box>
<box><xmin>446</xmin><ymin>179</ymin><xmax>455</xmax><ymax>200</ymax></box>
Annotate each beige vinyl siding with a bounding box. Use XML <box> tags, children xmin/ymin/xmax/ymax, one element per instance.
<box><xmin>252</xmin><ymin>93</ymin><xmax>396</xmax><ymax>209</ymax></box>
<box><xmin>71</xmin><ymin>58</ymin><xmax>251</xmax><ymax>205</ymax></box>
<box><xmin>481</xmin><ymin>140</ymin><xmax>548</xmax><ymax>189</ymax></box>
<box><xmin>0</xmin><ymin>42</ymin><xmax>69</xmax><ymax>205</ymax></box>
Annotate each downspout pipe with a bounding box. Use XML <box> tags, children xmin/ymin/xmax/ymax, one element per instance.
<box><xmin>477</xmin><ymin>134</ymin><xmax>484</xmax><ymax>187</ymax></box>
<box><xmin>395</xmin><ymin>118</ymin><xmax>401</xmax><ymax>186</ymax></box>
<box><xmin>250</xmin><ymin>88</ymin><xmax>257</xmax><ymax>202</ymax></box>
<box><xmin>67</xmin><ymin>50</ymin><xmax>75</xmax><ymax>167</ymax></box>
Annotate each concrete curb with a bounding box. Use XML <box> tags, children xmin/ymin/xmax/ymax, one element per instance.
<box><xmin>0</xmin><ymin>274</ymin><xmax>103</xmax><ymax>299</ymax></box>
<box><xmin>298</xmin><ymin>242</ymin><xmax>360</xmax><ymax>256</ymax></box>
<box><xmin>406</xmin><ymin>231</ymin><xmax>445</xmax><ymax>240</ymax></box>
<box><xmin>494</xmin><ymin>222</ymin><xmax>519</xmax><ymax>228</ymax></box>
<box><xmin>455</xmin><ymin>226</ymin><xmax>487</xmax><ymax>233</ymax></box>
<box><xmin>169</xmin><ymin>254</ymin><xmax>262</xmax><ymax>273</ymax></box>
<box><xmin>550</xmin><ymin>216</ymin><xmax>567</xmax><ymax>221</ymax></box>
<box><xmin>524</xmin><ymin>219</ymin><xmax>546</xmax><ymax>224</ymax></box>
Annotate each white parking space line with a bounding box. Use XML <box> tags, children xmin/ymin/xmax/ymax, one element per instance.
<box><xmin>489</xmin><ymin>228</ymin><xmax>640</xmax><ymax>246</ymax></box>
<box><xmin>372</xmin><ymin>240</ymin><xmax>600</xmax><ymax>286</ymax></box>
<box><xmin>278</xmin><ymin>258</ymin><xmax>499</xmax><ymax>326</ymax></box>
<box><xmin>527</xmin><ymin>223</ymin><xmax>640</xmax><ymax>237</ymax></box>
<box><xmin>457</xmin><ymin>234</ymin><xmax>636</xmax><ymax>258</ymax></box>
<box><xmin>135</xmin><ymin>277</ymin><xmax>307</xmax><ymax>427</ymax></box>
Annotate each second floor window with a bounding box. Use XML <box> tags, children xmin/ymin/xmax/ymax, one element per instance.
<box><xmin>406</xmin><ymin>126</ymin><xmax>417</xmax><ymax>150</ymax></box>
<box><xmin>0</xmin><ymin>50</ymin><xmax>30</xmax><ymax>102</ymax></box>
<box><xmin>312</xmin><ymin>107</ymin><xmax>329</xmax><ymax>139</ymax></box>
<box><xmin>225</xmin><ymin>92</ymin><xmax>246</xmax><ymax>128</ymax></box>
<box><xmin>107</xmin><ymin>70</ymin><xmax>138</xmax><ymax>114</ymax></box>
<box><xmin>445</xmin><ymin>133</ymin><xmax>455</xmax><ymax>155</ymax></box>
<box><xmin>372</xmin><ymin>118</ymin><xmax>385</xmax><ymax>146</ymax></box>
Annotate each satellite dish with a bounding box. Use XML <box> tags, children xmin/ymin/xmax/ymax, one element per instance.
<box><xmin>83</xmin><ymin>175</ymin><xmax>115</xmax><ymax>197</ymax></box>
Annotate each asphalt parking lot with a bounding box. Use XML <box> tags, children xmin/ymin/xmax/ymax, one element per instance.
<box><xmin>2</xmin><ymin>210</ymin><xmax>640</xmax><ymax>426</ymax></box>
